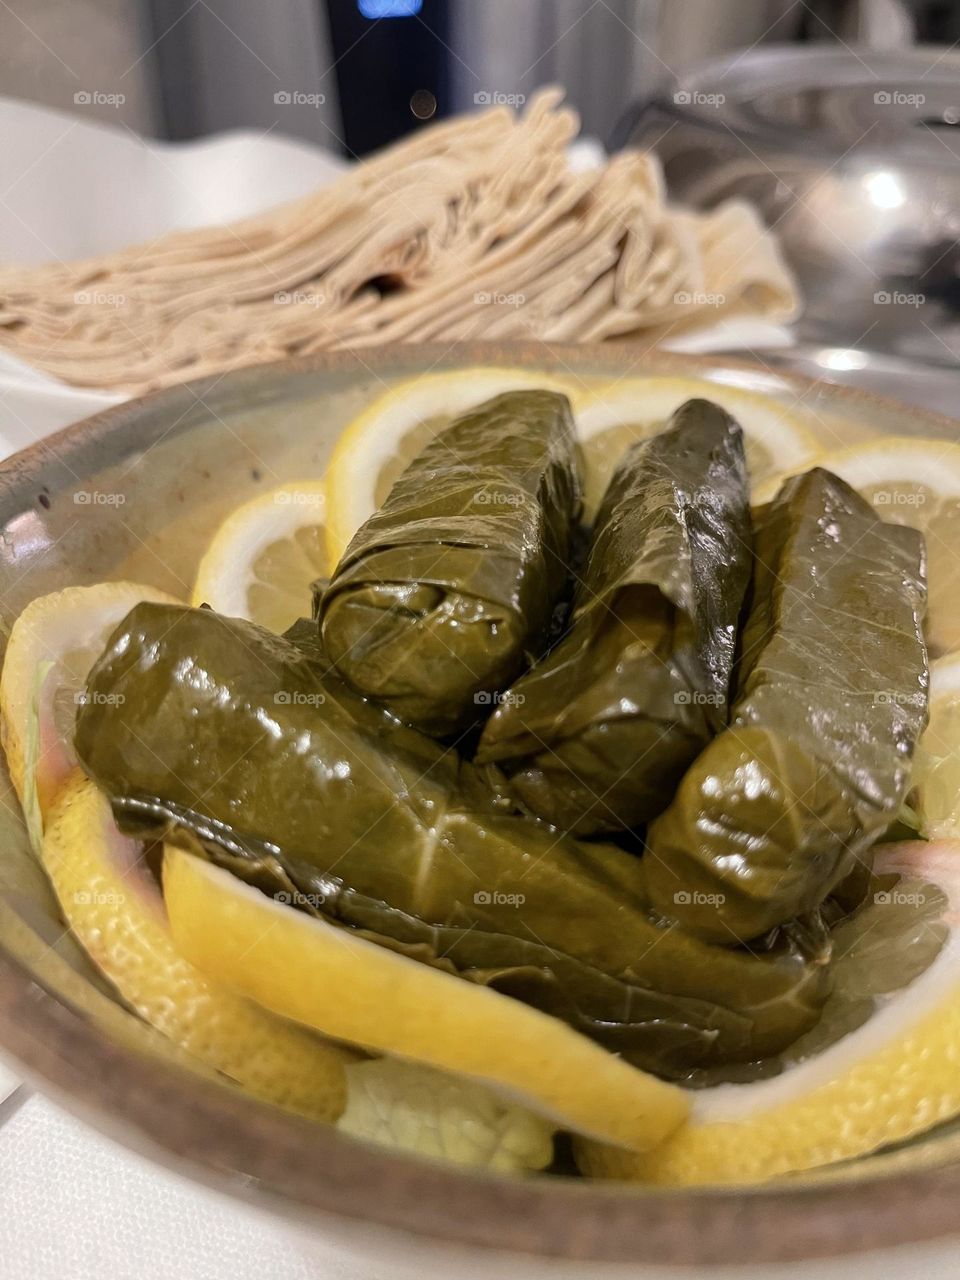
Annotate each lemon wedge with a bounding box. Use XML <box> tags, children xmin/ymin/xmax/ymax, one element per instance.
<box><xmin>42</xmin><ymin>771</ymin><xmax>349</xmax><ymax>1121</ymax></box>
<box><xmin>578</xmin><ymin>840</ymin><xmax>960</xmax><ymax>1185</ymax></box>
<box><xmin>576</xmin><ymin>376</ymin><xmax>819</xmax><ymax>516</ymax></box>
<box><xmin>163</xmin><ymin>846</ymin><xmax>689</xmax><ymax>1153</ymax></box>
<box><xmin>323</xmin><ymin>368</ymin><xmax>580</xmax><ymax>566</ymax></box>
<box><xmin>754</xmin><ymin>437</ymin><xmax>960</xmax><ymax>655</ymax></box>
<box><xmin>191</xmin><ymin>481</ymin><xmax>327</xmax><ymax>633</ymax></box>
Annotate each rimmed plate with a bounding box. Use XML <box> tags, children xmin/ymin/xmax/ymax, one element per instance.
<box><xmin>0</xmin><ymin>342</ymin><xmax>958</xmax><ymax>1275</ymax></box>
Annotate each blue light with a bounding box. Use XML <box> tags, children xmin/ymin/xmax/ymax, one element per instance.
<box><xmin>357</xmin><ymin>0</ymin><xmax>423</xmax><ymax>16</ymax></box>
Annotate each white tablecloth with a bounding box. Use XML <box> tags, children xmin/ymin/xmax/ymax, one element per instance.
<box><xmin>0</xmin><ymin>1089</ymin><xmax>372</xmax><ymax>1280</ymax></box>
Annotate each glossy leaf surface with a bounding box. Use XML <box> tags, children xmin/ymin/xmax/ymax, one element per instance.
<box><xmin>318</xmin><ymin>390</ymin><xmax>581</xmax><ymax>736</ymax></box>
<box><xmin>645</xmin><ymin>468</ymin><xmax>929</xmax><ymax>943</ymax></box>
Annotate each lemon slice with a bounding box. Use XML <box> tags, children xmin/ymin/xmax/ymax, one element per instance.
<box><xmin>324</xmin><ymin>368</ymin><xmax>580</xmax><ymax>566</ymax></box>
<box><xmin>163</xmin><ymin>845</ymin><xmax>689</xmax><ymax>1153</ymax></box>
<box><xmin>42</xmin><ymin>772</ymin><xmax>349</xmax><ymax>1121</ymax></box>
<box><xmin>912</xmin><ymin>652</ymin><xmax>960</xmax><ymax>837</ymax></box>
<box><xmin>577</xmin><ymin>839</ymin><xmax>960</xmax><ymax>1185</ymax></box>
<box><xmin>191</xmin><ymin>481</ymin><xmax>327</xmax><ymax>633</ymax></box>
<box><xmin>754</xmin><ymin>437</ymin><xmax>960</xmax><ymax>655</ymax></box>
<box><xmin>577</xmin><ymin>377</ymin><xmax>819</xmax><ymax>517</ymax></box>
<box><xmin>0</xmin><ymin>582</ymin><xmax>178</xmax><ymax>832</ymax></box>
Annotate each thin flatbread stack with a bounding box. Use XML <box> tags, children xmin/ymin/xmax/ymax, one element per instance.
<box><xmin>0</xmin><ymin>90</ymin><xmax>798</xmax><ymax>393</ymax></box>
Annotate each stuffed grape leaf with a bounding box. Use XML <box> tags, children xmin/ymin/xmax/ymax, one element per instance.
<box><xmin>318</xmin><ymin>390</ymin><xmax>581</xmax><ymax>737</ymax></box>
<box><xmin>644</xmin><ymin>467</ymin><xmax>929</xmax><ymax>943</ymax></box>
<box><xmin>476</xmin><ymin>399</ymin><xmax>752</xmax><ymax>835</ymax></box>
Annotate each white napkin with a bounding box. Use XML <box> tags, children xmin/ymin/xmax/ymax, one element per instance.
<box><xmin>0</xmin><ymin>349</ymin><xmax>121</xmax><ymax>456</ymax></box>
<box><xmin>0</xmin><ymin>96</ymin><xmax>348</xmax><ymax>265</ymax></box>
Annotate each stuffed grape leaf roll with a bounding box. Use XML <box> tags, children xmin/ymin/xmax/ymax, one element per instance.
<box><xmin>476</xmin><ymin>399</ymin><xmax>752</xmax><ymax>835</ymax></box>
<box><xmin>318</xmin><ymin>389</ymin><xmax>581</xmax><ymax>736</ymax></box>
<box><xmin>75</xmin><ymin>602</ymin><xmax>831</xmax><ymax>1076</ymax></box>
<box><xmin>645</xmin><ymin>467</ymin><xmax>929</xmax><ymax>943</ymax></box>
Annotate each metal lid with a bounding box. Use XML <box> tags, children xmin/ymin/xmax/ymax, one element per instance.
<box><xmin>674</xmin><ymin>45</ymin><xmax>960</xmax><ymax>161</ymax></box>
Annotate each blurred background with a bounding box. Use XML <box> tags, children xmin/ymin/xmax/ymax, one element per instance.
<box><xmin>0</xmin><ymin>0</ymin><xmax>949</xmax><ymax>151</ymax></box>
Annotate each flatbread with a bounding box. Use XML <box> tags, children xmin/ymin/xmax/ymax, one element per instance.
<box><xmin>0</xmin><ymin>91</ymin><xmax>798</xmax><ymax>393</ymax></box>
